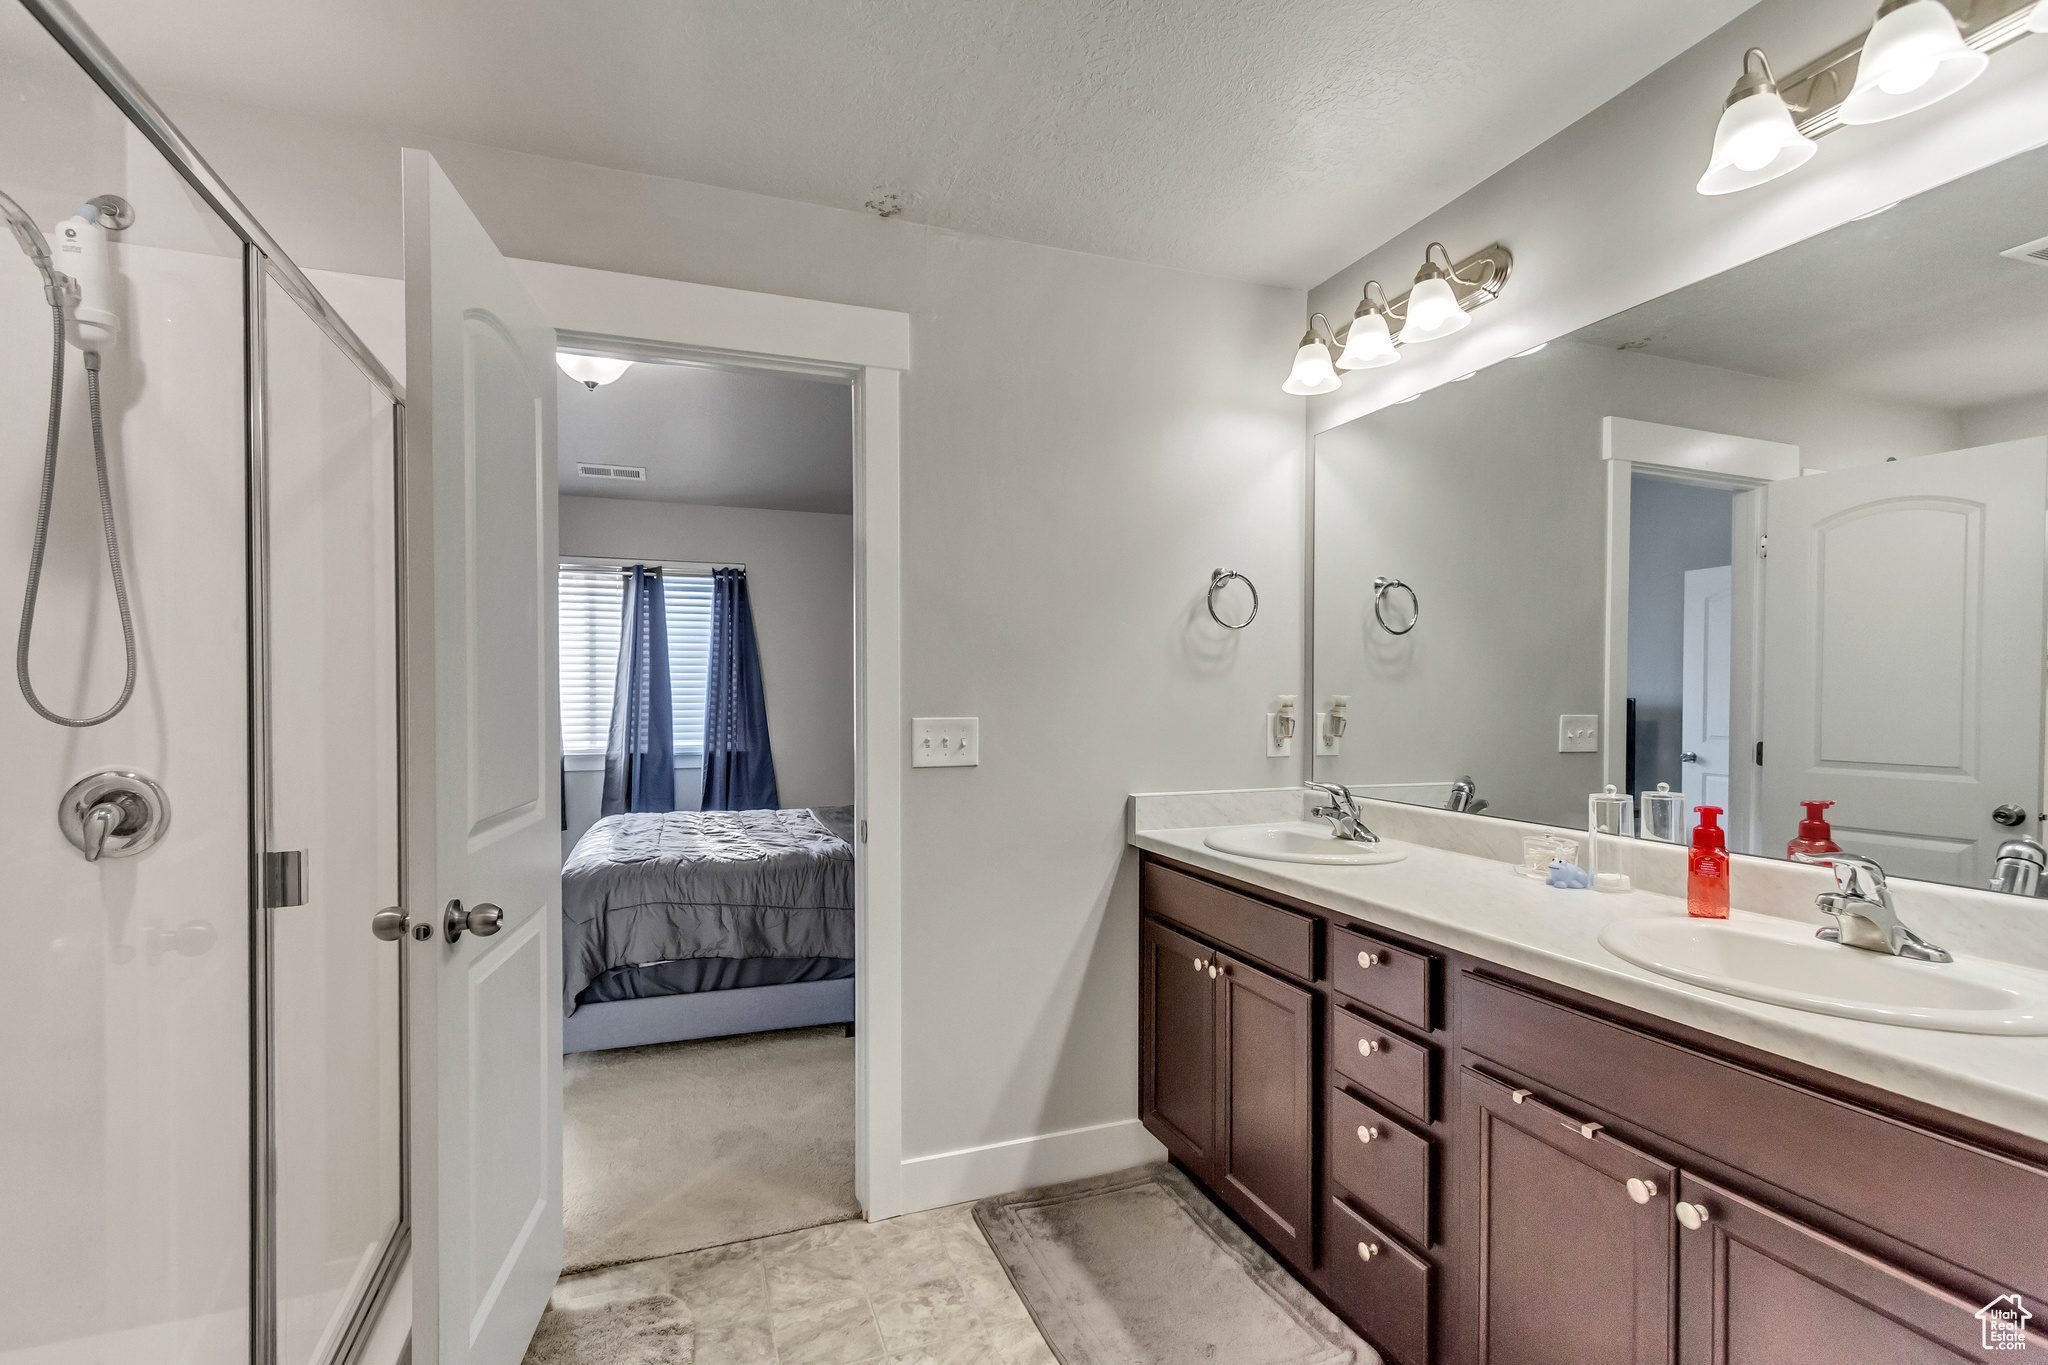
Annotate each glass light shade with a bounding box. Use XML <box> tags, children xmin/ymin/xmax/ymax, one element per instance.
<box><xmin>557</xmin><ymin>352</ymin><xmax>634</xmax><ymax>387</ymax></box>
<box><xmin>1839</xmin><ymin>0</ymin><xmax>1986</xmax><ymax>125</ymax></box>
<box><xmin>1696</xmin><ymin>89</ymin><xmax>1816</xmax><ymax>194</ymax></box>
<box><xmin>1336</xmin><ymin>310</ymin><xmax>1398</xmax><ymax>370</ymax></box>
<box><xmin>1281</xmin><ymin>336</ymin><xmax>1342</xmax><ymax>395</ymax></box>
<box><xmin>1398</xmin><ymin>275</ymin><xmax>1468</xmax><ymax>344</ymax></box>
<box><xmin>2031</xmin><ymin>0</ymin><xmax>2048</xmax><ymax>32</ymax></box>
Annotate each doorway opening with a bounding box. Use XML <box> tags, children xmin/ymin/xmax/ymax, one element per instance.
<box><xmin>551</xmin><ymin>343</ymin><xmax>860</xmax><ymax>1271</ymax></box>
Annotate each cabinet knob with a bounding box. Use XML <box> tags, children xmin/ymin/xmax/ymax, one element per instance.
<box><xmin>1192</xmin><ymin>956</ymin><xmax>1205</xmax><ymax>972</ymax></box>
<box><xmin>1626</xmin><ymin>1177</ymin><xmax>1658</xmax><ymax>1205</ymax></box>
<box><xmin>1356</xmin><ymin>1125</ymin><xmax>1380</xmax><ymax>1144</ymax></box>
<box><xmin>1357</xmin><ymin>1038</ymin><xmax>1382</xmax><ymax>1057</ymax></box>
<box><xmin>1357</xmin><ymin>951</ymin><xmax>1380</xmax><ymax>969</ymax></box>
<box><xmin>1357</xmin><ymin>1241</ymin><xmax>1380</xmax><ymax>1261</ymax></box>
<box><xmin>1675</xmin><ymin>1201</ymin><xmax>1710</xmax><ymax>1231</ymax></box>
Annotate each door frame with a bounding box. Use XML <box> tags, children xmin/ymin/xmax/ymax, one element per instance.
<box><xmin>509</xmin><ymin>259</ymin><xmax>912</xmax><ymax>1220</ymax></box>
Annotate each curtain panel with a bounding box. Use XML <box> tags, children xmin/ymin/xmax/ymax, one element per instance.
<box><xmin>601</xmin><ymin>565</ymin><xmax>676</xmax><ymax>815</ymax></box>
<box><xmin>701</xmin><ymin>567</ymin><xmax>779</xmax><ymax>811</ymax></box>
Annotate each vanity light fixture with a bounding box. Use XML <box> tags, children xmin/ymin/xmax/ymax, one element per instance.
<box><xmin>1840</xmin><ymin>0</ymin><xmax>1987</xmax><ymax>123</ymax></box>
<box><xmin>1281</xmin><ymin>315</ymin><xmax>1344</xmax><ymax>395</ymax></box>
<box><xmin>1399</xmin><ymin>243</ymin><xmax>1489</xmax><ymax>344</ymax></box>
<box><xmin>1697</xmin><ymin>48</ymin><xmax>1816</xmax><ymax>194</ymax></box>
<box><xmin>1336</xmin><ymin>282</ymin><xmax>1399</xmax><ymax>370</ymax></box>
<box><xmin>557</xmin><ymin>352</ymin><xmax>634</xmax><ymax>388</ymax></box>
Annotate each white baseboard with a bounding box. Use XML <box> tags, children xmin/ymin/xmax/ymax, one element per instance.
<box><xmin>898</xmin><ymin>1118</ymin><xmax>1167</xmax><ymax>1213</ymax></box>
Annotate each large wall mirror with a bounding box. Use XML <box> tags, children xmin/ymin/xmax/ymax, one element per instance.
<box><xmin>1312</xmin><ymin>139</ymin><xmax>2048</xmax><ymax>897</ymax></box>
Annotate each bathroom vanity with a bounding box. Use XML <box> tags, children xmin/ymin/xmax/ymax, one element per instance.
<box><xmin>1132</xmin><ymin>804</ymin><xmax>2048</xmax><ymax>1365</ymax></box>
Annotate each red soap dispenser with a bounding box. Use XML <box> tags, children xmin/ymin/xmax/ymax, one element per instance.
<box><xmin>1787</xmin><ymin>800</ymin><xmax>1840</xmax><ymax>860</ymax></box>
<box><xmin>1688</xmin><ymin>806</ymin><xmax>1730</xmax><ymax>920</ymax></box>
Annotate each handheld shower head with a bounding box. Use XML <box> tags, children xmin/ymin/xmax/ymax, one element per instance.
<box><xmin>0</xmin><ymin>190</ymin><xmax>78</xmax><ymax>312</ymax></box>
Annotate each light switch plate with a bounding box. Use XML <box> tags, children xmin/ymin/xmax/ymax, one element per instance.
<box><xmin>1558</xmin><ymin>714</ymin><xmax>1599</xmax><ymax>753</ymax></box>
<box><xmin>1266</xmin><ymin>714</ymin><xmax>1293</xmax><ymax>758</ymax></box>
<box><xmin>912</xmin><ymin>717</ymin><xmax>979</xmax><ymax>767</ymax></box>
<box><xmin>1314</xmin><ymin>712</ymin><xmax>1340</xmax><ymax>756</ymax></box>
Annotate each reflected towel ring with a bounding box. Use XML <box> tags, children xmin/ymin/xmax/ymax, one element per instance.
<box><xmin>1208</xmin><ymin>568</ymin><xmax>1258</xmax><ymax>630</ymax></box>
<box><xmin>1373</xmin><ymin>577</ymin><xmax>1419</xmax><ymax>635</ymax></box>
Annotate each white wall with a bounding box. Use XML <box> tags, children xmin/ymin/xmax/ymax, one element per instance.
<box><xmin>1304</xmin><ymin>0</ymin><xmax>2048</xmax><ymax>432</ymax></box>
<box><xmin>557</xmin><ymin>495</ymin><xmax>856</xmax><ymax>852</ymax></box>
<box><xmin>149</xmin><ymin>91</ymin><xmax>1308</xmax><ymax>1193</ymax></box>
<box><xmin>1963</xmin><ymin>391</ymin><xmax>2048</xmax><ymax>447</ymax></box>
<box><xmin>1311</xmin><ymin>340</ymin><xmax>1952</xmax><ymax>828</ymax></box>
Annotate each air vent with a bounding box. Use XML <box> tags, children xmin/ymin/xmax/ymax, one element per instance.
<box><xmin>1999</xmin><ymin>234</ymin><xmax>2048</xmax><ymax>267</ymax></box>
<box><xmin>576</xmin><ymin>463</ymin><xmax>646</xmax><ymax>481</ymax></box>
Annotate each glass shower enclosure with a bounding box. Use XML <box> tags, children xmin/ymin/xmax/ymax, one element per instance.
<box><xmin>0</xmin><ymin>3</ymin><xmax>408</xmax><ymax>1363</ymax></box>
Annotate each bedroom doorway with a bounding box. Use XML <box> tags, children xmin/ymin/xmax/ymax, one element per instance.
<box><xmin>551</xmin><ymin>344</ymin><xmax>863</xmax><ymax>1271</ymax></box>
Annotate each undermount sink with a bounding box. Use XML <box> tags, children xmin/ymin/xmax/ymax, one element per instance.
<box><xmin>1203</xmin><ymin>822</ymin><xmax>1407</xmax><ymax>866</ymax></box>
<box><xmin>1597</xmin><ymin>911</ymin><xmax>2048</xmax><ymax>1035</ymax></box>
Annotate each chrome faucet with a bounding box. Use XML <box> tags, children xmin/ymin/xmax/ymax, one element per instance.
<box><xmin>1791</xmin><ymin>851</ymin><xmax>1951</xmax><ymax>962</ymax></box>
<box><xmin>1306</xmin><ymin>782</ymin><xmax>1378</xmax><ymax>843</ymax></box>
<box><xmin>1446</xmin><ymin>776</ymin><xmax>1488</xmax><ymax>815</ymax></box>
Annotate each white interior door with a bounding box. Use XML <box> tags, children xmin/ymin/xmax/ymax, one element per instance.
<box><xmin>401</xmin><ymin>149</ymin><xmax>563</xmax><ymax>1365</ymax></box>
<box><xmin>1761</xmin><ymin>439</ymin><xmax>2047</xmax><ymax>884</ymax></box>
<box><xmin>1681</xmin><ymin>564</ymin><xmax>1733</xmax><ymax>836</ymax></box>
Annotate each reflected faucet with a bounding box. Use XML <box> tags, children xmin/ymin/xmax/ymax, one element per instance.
<box><xmin>1446</xmin><ymin>776</ymin><xmax>1488</xmax><ymax>815</ymax></box>
<box><xmin>1791</xmin><ymin>851</ymin><xmax>1951</xmax><ymax>962</ymax></box>
<box><xmin>1307</xmin><ymin>782</ymin><xmax>1378</xmax><ymax>843</ymax></box>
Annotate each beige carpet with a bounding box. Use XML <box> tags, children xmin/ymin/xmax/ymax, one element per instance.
<box><xmin>975</xmin><ymin>1165</ymin><xmax>1374</xmax><ymax>1364</ymax></box>
<box><xmin>562</xmin><ymin>1024</ymin><xmax>858</xmax><ymax>1272</ymax></box>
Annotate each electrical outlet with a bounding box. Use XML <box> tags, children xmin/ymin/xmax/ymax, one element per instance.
<box><xmin>1558</xmin><ymin>714</ymin><xmax>1599</xmax><ymax>753</ymax></box>
<box><xmin>1266</xmin><ymin>714</ymin><xmax>1293</xmax><ymax>758</ymax></box>
<box><xmin>912</xmin><ymin>717</ymin><xmax>979</xmax><ymax>767</ymax></box>
<box><xmin>1315</xmin><ymin>712</ymin><xmax>1340</xmax><ymax>756</ymax></box>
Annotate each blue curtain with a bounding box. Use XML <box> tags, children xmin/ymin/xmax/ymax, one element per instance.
<box><xmin>601</xmin><ymin>566</ymin><xmax>675</xmax><ymax>815</ymax></box>
<box><xmin>701</xmin><ymin>567</ymin><xmax>780</xmax><ymax>811</ymax></box>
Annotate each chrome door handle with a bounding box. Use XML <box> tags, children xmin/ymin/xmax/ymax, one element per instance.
<box><xmin>371</xmin><ymin>908</ymin><xmax>408</xmax><ymax>941</ymax></box>
<box><xmin>1680</xmin><ymin>751</ymin><xmax>1701</xmax><ymax>764</ymax></box>
<box><xmin>444</xmin><ymin>899</ymin><xmax>505</xmax><ymax>943</ymax></box>
<box><xmin>1993</xmin><ymin>804</ymin><xmax>2028</xmax><ymax>827</ymax></box>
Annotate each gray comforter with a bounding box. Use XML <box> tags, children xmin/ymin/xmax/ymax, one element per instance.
<box><xmin>561</xmin><ymin>806</ymin><xmax>854</xmax><ymax>1016</ymax></box>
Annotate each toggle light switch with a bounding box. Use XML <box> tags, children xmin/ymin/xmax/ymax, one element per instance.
<box><xmin>913</xmin><ymin>717</ymin><xmax>980</xmax><ymax>767</ymax></box>
<box><xmin>1558</xmin><ymin>715</ymin><xmax>1599</xmax><ymax>753</ymax></box>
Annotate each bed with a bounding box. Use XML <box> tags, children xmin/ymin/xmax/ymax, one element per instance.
<box><xmin>560</xmin><ymin>805</ymin><xmax>855</xmax><ymax>1053</ymax></box>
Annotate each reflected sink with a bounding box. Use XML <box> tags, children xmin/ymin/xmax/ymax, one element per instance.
<box><xmin>1203</xmin><ymin>823</ymin><xmax>1407</xmax><ymax>866</ymax></box>
<box><xmin>1598</xmin><ymin>911</ymin><xmax>2048</xmax><ymax>1035</ymax></box>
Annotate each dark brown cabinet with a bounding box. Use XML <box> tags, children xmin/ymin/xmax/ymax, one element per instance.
<box><xmin>1140</xmin><ymin>917</ymin><xmax>1220</xmax><ymax>1173</ymax></box>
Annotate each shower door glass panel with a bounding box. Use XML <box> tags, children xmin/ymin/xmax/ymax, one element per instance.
<box><xmin>0</xmin><ymin>7</ymin><xmax>252</xmax><ymax>1362</ymax></box>
<box><xmin>263</xmin><ymin>268</ymin><xmax>403</xmax><ymax>1365</ymax></box>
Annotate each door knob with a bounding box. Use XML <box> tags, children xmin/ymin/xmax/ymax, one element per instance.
<box><xmin>1680</xmin><ymin>751</ymin><xmax>1701</xmax><ymax>764</ymax></box>
<box><xmin>371</xmin><ymin>908</ymin><xmax>409</xmax><ymax>942</ymax></box>
<box><xmin>1626</xmin><ymin>1177</ymin><xmax>1658</xmax><ymax>1205</ymax></box>
<box><xmin>1993</xmin><ymin>804</ymin><xmax>2028</xmax><ymax>827</ymax></box>
<box><xmin>1675</xmin><ymin>1201</ymin><xmax>1710</xmax><ymax>1230</ymax></box>
<box><xmin>444</xmin><ymin>899</ymin><xmax>505</xmax><ymax>943</ymax></box>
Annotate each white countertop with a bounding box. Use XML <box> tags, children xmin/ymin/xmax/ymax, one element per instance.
<box><xmin>1131</xmin><ymin>822</ymin><xmax>2048</xmax><ymax>1144</ymax></box>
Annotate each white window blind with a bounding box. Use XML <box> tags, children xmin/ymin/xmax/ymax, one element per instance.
<box><xmin>558</xmin><ymin>564</ymin><xmax>716</xmax><ymax>758</ymax></box>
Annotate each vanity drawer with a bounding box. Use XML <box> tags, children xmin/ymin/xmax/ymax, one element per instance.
<box><xmin>1329</xmin><ymin>1088</ymin><xmax>1433</xmax><ymax>1247</ymax></box>
<box><xmin>1325</xmin><ymin>1196</ymin><xmax>1432</xmax><ymax>1365</ymax></box>
<box><xmin>1331</xmin><ymin>926</ymin><xmax>1434</xmax><ymax>1030</ymax></box>
<box><xmin>1331</xmin><ymin>1005</ymin><xmax>1434</xmax><ymax>1123</ymax></box>
<box><xmin>1141</xmin><ymin>859</ymin><xmax>1316</xmax><ymax>982</ymax></box>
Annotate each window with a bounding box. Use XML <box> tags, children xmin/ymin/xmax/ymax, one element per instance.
<box><xmin>558</xmin><ymin>563</ymin><xmax>717</xmax><ymax>758</ymax></box>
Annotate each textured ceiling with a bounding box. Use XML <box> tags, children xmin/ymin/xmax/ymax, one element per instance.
<box><xmin>70</xmin><ymin>0</ymin><xmax>1753</xmax><ymax>288</ymax></box>
<box><xmin>1571</xmin><ymin>143</ymin><xmax>2048</xmax><ymax>412</ymax></box>
<box><xmin>558</xmin><ymin>360</ymin><xmax>854</xmax><ymax>514</ymax></box>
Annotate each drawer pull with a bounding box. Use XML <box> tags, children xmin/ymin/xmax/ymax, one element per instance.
<box><xmin>1192</xmin><ymin>956</ymin><xmax>1206</xmax><ymax>971</ymax></box>
<box><xmin>1357</xmin><ymin>1037</ymin><xmax>1382</xmax><ymax>1057</ymax></box>
<box><xmin>1676</xmin><ymin>1201</ymin><xmax>1711</xmax><ymax>1231</ymax></box>
<box><xmin>1626</xmin><ymin>1178</ymin><xmax>1658</xmax><ymax>1205</ymax></box>
<box><xmin>1357</xmin><ymin>950</ymin><xmax>1381</xmax><ymax>969</ymax></box>
<box><xmin>1509</xmin><ymin>1088</ymin><xmax>1532</xmax><ymax>1104</ymax></box>
<box><xmin>1356</xmin><ymin>1124</ymin><xmax>1381</xmax><ymax>1144</ymax></box>
<box><xmin>1565</xmin><ymin>1119</ymin><xmax>1603</xmax><ymax>1140</ymax></box>
<box><xmin>1357</xmin><ymin>1240</ymin><xmax>1380</xmax><ymax>1262</ymax></box>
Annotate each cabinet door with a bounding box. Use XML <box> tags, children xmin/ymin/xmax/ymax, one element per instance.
<box><xmin>1217</xmin><ymin>950</ymin><xmax>1316</xmax><ymax>1265</ymax></box>
<box><xmin>1464</xmin><ymin>1067</ymin><xmax>1677</xmax><ymax>1365</ymax></box>
<box><xmin>1676</xmin><ymin>1172</ymin><xmax>2040</xmax><ymax>1363</ymax></box>
<box><xmin>1140</xmin><ymin>917</ymin><xmax>1221</xmax><ymax>1177</ymax></box>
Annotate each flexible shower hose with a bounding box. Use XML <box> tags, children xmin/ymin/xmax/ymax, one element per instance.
<box><xmin>16</xmin><ymin>297</ymin><xmax>135</xmax><ymax>726</ymax></box>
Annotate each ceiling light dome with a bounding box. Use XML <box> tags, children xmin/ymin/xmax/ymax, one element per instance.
<box><xmin>1336</xmin><ymin>283</ymin><xmax>1399</xmax><ymax>370</ymax></box>
<box><xmin>1697</xmin><ymin>49</ymin><xmax>1816</xmax><ymax>195</ymax></box>
<box><xmin>557</xmin><ymin>352</ymin><xmax>634</xmax><ymax>389</ymax></box>
<box><xmin>1282</xmin><ymin>323</ymin><xmax>1342</xmax><ymax>395</ymax></box>
<box><xmin>1839</xmin><ymin>0</ymin><xmax>1986</xmax><ymax>125</ymax></box>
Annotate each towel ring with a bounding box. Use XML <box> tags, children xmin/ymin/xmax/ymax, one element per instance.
<box><xmin>1373</xmin><ymin>577</ymin><xmax>1419</xmax><ymax>635</ymax></box>
<box><xmin>1207</xmin><ymin>568</ymin><xmax>1258</xmax><ymax>630</ymax></box>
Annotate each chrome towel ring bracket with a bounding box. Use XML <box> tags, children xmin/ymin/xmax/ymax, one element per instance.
<box><xmin>1207</xmin><ymin>569</ymin><xmax>1258</xmax><ymax>630</ymax></box>
<box><xmin>1373</xmin><ymin>577</ymin><xmax>1419</xmax><ymax>635</ymax></box>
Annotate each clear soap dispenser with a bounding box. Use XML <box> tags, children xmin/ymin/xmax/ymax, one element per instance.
<box><xmin>1640</xmin><ymin>783</ymin><xmax>1685</xmax><ymax>844</ymax></box>
<box><xmin>1588</xmin><ymin>784</ymin><xmax>1635</xmax><ymax>893</ymax></box>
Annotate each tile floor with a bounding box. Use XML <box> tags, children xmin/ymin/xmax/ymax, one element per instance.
<box><xmin>523</xmin><ymin>1200</ymin><xmax>1058</xmax><ymax>1364</ymax></box>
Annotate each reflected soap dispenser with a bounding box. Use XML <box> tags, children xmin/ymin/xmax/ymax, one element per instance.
<box><xmin>1787</xmin><ymin>800</ymin><xmax>1840</xmax><ymax>860</ymax></box>
<box><xmin>1688</xmin><ymin>806</ymin><xmax>1730</xmax><ymax>920</ymax></box>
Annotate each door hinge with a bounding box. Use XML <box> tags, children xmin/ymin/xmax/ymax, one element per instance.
<box><xmin>265</xmin><ymin>849</ymin><xmax>308</xmax><ymax>908</ymax></box>
<box><xmin>1758</xmin><ymin>533</ymin><xmax>1768</xmax><ymax>559</ymax></box>
<box><xmin>1754</xmin><ymin>741</ymin><xmax>1764</xmax><ymax>766</ymax></box>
